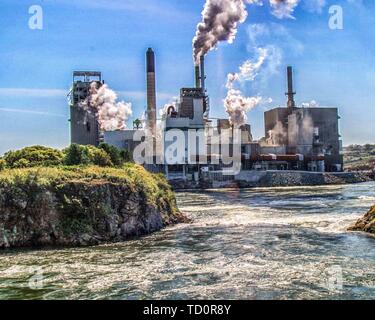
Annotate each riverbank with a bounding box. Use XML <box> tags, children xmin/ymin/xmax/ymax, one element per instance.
<box><xmin>170</xmin><ymin>171</ymin><xmax>373</xmax><ymax>190</ymax></box>
<box><xmin>0</xmin><ymin>165</ymin><xmax>186</xmax><ymax>249</ymax></box>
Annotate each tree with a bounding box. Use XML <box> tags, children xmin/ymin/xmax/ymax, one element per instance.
<box><xmin>64</xmin><ymin>144</ymin><xmax>114</xmax><ymax>167</ymax></box>
<box><xmin>64</xmin><ymin>144</ymin><xmax>83</xmax><ymax>166</ymax></box>
<box><xmin>99</xmin><ymin>143</ymin><xmax>122</xmax><ymax>166</ymax></box>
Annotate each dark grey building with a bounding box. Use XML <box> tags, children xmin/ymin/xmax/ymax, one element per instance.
<box><xmin>264</xmin><ymin>67</ymin><xmax>343</xmax><ymax>172</ymax></box>
<box><xmin>69</xmin><ymin>71</ymin><xmax>103</xmax><ymax>146</ymax></box>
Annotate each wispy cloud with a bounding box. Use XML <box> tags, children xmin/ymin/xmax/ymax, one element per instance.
<box><xmin>0</xmin><ymin>88</ymin><xmax>67</xmax><ymax>98</ymax></box>
<box><xmin>0</xmin><ymin>107</ymin><xmax>66</xmax><ymax>118</ymax></box>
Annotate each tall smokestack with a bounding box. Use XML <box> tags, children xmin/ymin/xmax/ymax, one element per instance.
<box><xmin>200</xmin><ymin>55</ymin><xmax>206</xmax><ymax>93</ymax></box>
<box><xmin>146</xmin><ymin>48</ymin><xmax>157</xmax><ymax>135</ymax></box>
<box><xmin>286</xmin><ymin>66</ymin><xmax>296</xmax><ymax>108</ymax></box>
<box><xmin>195</xmin><ymin>65</ymin><xmax>200</xmax><ymax>89</ymax></box>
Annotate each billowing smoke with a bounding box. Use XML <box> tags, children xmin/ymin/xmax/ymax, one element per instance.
<box><xmin>224</xmin><ymin>92</ymin><xmax>262</xmax><ymax>127</ymax></box>
<box><xmin>81</xmin><ymin>83</ymin><xmax>132</xmax><ymax>132</ymax></box>
<box><xmin>159</xmin><ymin>98</ymin><xmax>178</xmax><ymax>119</ymax></box>
<box><xmin>192</xmin><ymin>0</ymin><xmax>299</xmax><ymax>64</ymax></box>
<box><xmin>193</xmin><ymin>0</ymin><xmax>254</xmax><ymax>65</ymax></box>
<box><xmin>224</xmin><ymin>47</ymin><xmax>269</xmax><ymax>127</ymax></box>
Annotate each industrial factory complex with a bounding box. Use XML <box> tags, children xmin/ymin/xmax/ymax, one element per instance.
<box><xmin>69</xmin><ymin>48</ymin><xmax>344</xmax><ymax>183</ymax></box>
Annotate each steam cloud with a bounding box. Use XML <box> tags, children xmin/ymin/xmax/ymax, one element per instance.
<box><xmin>192</xmin><ymin>0</ymin><xmax>299</xmax><ymax>64</ymax></box>
<box><xmin>81</xmin><ymin>83</ymin><xmax>132</xmax><ymax>132</ymax></box>
<box><xmin>159</xmin><ymin>98</ymin><xmax>178</xmax><ymax>118</ymax></box>
<box><xmin>267</xmin><ymin>114</ymin><xmax>315</xmax><ymax>146</ymax></box>
<box><xmin>224</xmin><ymin>48</ymin><xmax>269</xmax><ymax>127</ymax></box>
<box><xmin>267</xmin><ymin>121</ymin><xmax>286</xmax><ymax>145</ymax></box>
<box><xmin>301</xmin><ymin>100</ymin><xmax>319</xmax><ymax>108</ymax></box>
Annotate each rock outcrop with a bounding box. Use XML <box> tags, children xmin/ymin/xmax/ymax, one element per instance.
<box><xmin>0</xmin><ymin>166</ymin><xmax>187</xmax><ymax>249</ymax></box>
<box><xmin>348</xmin><ymin>205</ymin><xmax>375</xmax><ymax>234</ymax></box>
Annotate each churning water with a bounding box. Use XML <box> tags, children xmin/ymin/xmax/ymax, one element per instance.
<box><xmin>1</xmin><ymin>182</ymin><xmax>375</xmax><ymax>300</ymax></box>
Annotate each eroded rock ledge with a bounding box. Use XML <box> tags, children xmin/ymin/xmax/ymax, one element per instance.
<box><xmin>348</xmin><ymin>205</ymin><xmax>375</xmax><ymax>234</ymax></box>
<box><xmin>0</xmin><ymin>166</ymin><xmax>187</xmax><ymax>248</ymax></box>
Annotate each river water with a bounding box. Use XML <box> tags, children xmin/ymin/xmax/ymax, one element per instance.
<box><xmin>1</xmin><ymin>182</ymin><xmax>375</xmax><ymax>300</ymax></box>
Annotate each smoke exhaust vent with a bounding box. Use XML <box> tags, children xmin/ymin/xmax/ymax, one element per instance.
<box><xmin>200</xmin><ymin>56</ymin><xmax>206</xmax><ymax>93</ymax></box>
<box><xmin>286</xmin><ymin>66</ymin><xmax>296</xmax><ymax>108</ymax></box>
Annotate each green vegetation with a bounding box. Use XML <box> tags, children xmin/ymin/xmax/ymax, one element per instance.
<box><xmin>0</xmin><ymin>144</ymin><xmax>181</xmax><ymax>248</ymax></box>
<box><xmin>0</xmin><ymin>164</ymin><xmax>179</xmax><ymax>239</ymax></box>
<box><xmin>2</xmin><ymin>146</ymin><xmax>64</xmax><ymax>169</ymax></box>
<box><xmin>0</xmin><ymin>143</ymin><xmax>133</xmax><ymax>170</ymax></box>
<box><xmin>344</xmin><ymin>144</ymin><xmax>375</xmax><ymax>171</ymax></box>
<box><xmin>0</xmin><ymin>159</ymin><xmax>5</xmax><ymax>171</ymax></box>
<box><xmin>0</xmin><ymin>164</ymin><xmax>176</xmax><ymax>212</ymax></box>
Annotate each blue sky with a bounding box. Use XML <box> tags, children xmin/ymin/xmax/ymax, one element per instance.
<box><xmin>0</xmin><ymin>0</ymin><xmax>374</xmax><ymax>155</ymax></box>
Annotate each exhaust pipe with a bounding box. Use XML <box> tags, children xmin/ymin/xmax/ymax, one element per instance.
<box><xmin>200</xmin><ymin>55</ymin><xmax>206</xmax><ymax>93</ymax></box>
<box><xmin>195</xmin><ymin>65</ymin><xmax>200</xmax><ymax>89</ymax></box>
<box><xmin>286</xmin><ymin>66</ymin><xmax>296</xmax><ymax>108</ymax></box>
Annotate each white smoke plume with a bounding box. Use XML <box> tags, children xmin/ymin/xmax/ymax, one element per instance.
<box><xmin>81</xmin><ymin>83</ymin><xmax>132</xmax><ymax>132</ymax></box>
<box><xmin>267</xmin><ymin>121</ymin><xmax>287</xmax><ymax>145</ymax></box>
<box><xmin>159</xmin><ymin>98</ymin><xmax>178</xmax><ymax>119</ymax></box>
<box><xmin>192</xmin><ymin>0</ymin><xmax>299</xmax><ymax>64</ymax></box>
<box><xmin>226</xmin><ymin>47</ymin><xmax>268</xmax><ymax>89</ymax></box>
<box><xmin>224</xmin><ymin>91</ymin><xmax>262</xmax><ymax>127</ymax></box>
<box><xmin>301</xmin><ymin>100</ymin><xmax>319</xmax><ymax>108</ymax></box>
<box><xmin>224</xmin><ymin>47</ymin><xmax>269</xmax><ymax>127</ymax></box>
<box><xmin>193</xmin><ymin>0</ymin><xmax>256</xmax><ymax>65</ymax></box>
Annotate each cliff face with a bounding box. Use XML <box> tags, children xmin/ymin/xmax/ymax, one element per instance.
<box><xmin>348</xmin><ymin>206</ymin><xmax>375</xmax><ymax>234</ymax></box>
<box><xmin>0</xmin><ymin>166</ymin><xmax>186</xmax><ymax>248</ymax></box>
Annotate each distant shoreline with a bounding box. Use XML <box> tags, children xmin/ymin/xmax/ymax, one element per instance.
<box><xmin>170</xmin><ymin>171</ymin><xmax>374</xmax><ymax>190</ymax></box>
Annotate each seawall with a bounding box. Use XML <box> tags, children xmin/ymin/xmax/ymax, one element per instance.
<box><xmin>170</xmin><ymin>171</ymin><xmax>373</xmax><ymax>190</ymax></box>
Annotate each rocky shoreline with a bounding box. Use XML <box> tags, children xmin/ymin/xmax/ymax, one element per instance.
<box><xmin>348</xmin><ymin>205</ymin><xmax>375</xmax><ymax>234</ymax></box>
<box><xmin>0</xmin><ymin>166</ymin><xmax>187</xmax><ymax>249</ymax></box>
<box><xmin>170</xmin><ymin>171</ymin><xmax>373</xmax><ymax>190</ymax></box>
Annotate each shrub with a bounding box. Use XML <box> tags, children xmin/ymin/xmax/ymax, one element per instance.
<box><xmin>99</xmin><ymin>143</ymin><xmax>122</xmax><ymax>166</ymax></box>
<box><xmin>64</xmin><ymin>144</ymin><xmax>83</xmax><ymax>166</ymax></box>
<box><xmin>120</xmin><ymin>149</ymin><xmax>133</xmax><ymax>163</ymax></box>
<box><xmin>0</xmin><ymin>158</ymin><xmax>5</xmax><ymax>171</ymax></box>
<box><xmin>3</xmin><ymin>144</ymin><xmax>132</xmax><ymax>169</ymax></box>
<box><xmin>3</xmin><ymin>146</ymin><xmax>64</xmax><ymax>169</ymax></box>
<box><xmin>64</xmin><ymin>144</ymin><xmax>114</xmax><ymax>167</ymax></box>
<box><xmin>86</xmin><ymin>146</ymin><xmax>113</xmax><ymax>167</ymax></box>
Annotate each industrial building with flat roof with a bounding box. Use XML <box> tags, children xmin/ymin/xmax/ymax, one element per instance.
<box><xmin>68</xmin><ymin>49</ymin><xmax>344</xmax><ymax>183</ymax></box>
